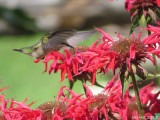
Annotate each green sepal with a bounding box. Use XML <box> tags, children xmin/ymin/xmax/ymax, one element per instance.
<box><xmin>139</xmin><ymin>13</ymin><xmax>147</xmax><ymax>28</ymax></box>
<box><xmin>132</xmin><ymin>64</ymin><xmax>148</xmax><ymax>80</ymax></box>
<box><xmin>155</xmin><ymin>7</ymin><xmax>160</xmax><ymax>19</ymax></box>
<box><xmin>148</xmin><ymin>8</ymin><xmax>157</xmax><ymax>23</ymax></box>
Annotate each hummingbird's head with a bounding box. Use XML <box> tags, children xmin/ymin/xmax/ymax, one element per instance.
<box><xmin>13</xmin><ymin>46</ymin><xmax>44</xmax><ymax>59</ymax></box>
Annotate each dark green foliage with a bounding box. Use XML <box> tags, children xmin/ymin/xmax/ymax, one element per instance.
<box><xmin>0</xmin><ymin>6</ymin><xmax>38</xmax><ymax>33</ymax></box>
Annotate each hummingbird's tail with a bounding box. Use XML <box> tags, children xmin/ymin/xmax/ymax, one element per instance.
<box><xmin>12</xmin><ymin>49</ymin><xmax>23</xmax><ymax>52</ymax></box>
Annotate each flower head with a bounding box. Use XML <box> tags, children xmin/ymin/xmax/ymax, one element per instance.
<box><xmin>56</xmin><ymin>78</ymin><xmax>124</xmax><ymax>120</ymax></box>
<box><xmin>37</xmin><ymin>101</ymin><xmax>68</xmax><ymax>120</ymax></box>
<box><xmin>54</xmin><ymin>78</ymin><xmax>160</xmax><ymax>120</ymax></box>
<box><xmin>0</xmin><ymin>96</ymin><xmax>43</xmax><ymax>120</ymax></box>
<box><xmin>79</xmin><ymin>28</ymin><xmax>160</xmax><ymax>82</ymax></box>
<box><xmin>34</xmin><ymin>45</ymin><xmax>102</xmax><ymax>88</ymax></box>
<box><xmin>34</xmin><ymin>46</ymin><xmax>88</xmax><ymax>82</ymax></box>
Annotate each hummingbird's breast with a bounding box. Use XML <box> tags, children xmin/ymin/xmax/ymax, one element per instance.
<box><xmin>32</xmin><ymin>44</ymin><xmax>65</xmax><ymax>59</ymax></box>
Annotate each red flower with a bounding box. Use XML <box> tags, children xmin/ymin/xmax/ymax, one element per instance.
<box><xmin>0</xmin><ymin>96</ymin><xmax>43</xmax><ymax>120</ymax></box>
<box><xmin>34</xmin><ymin>46</ymin><xmax>101</xmax><ymax>88</ymax></box>
<box><xmin>55</xmin><ymin>77</ymin><xmax>160</xmax><ymax>120</ymax></box>
<box><xmin>125</xmin><ymin>0</ymin><xmax>160</xmax><ymax>23</ymax></box>
<box><xmin>34</xmin><ymin>46</ymin><xmax>87</xmax><ymax>82</ymax></box>
<box><xmin>37</xmin><ymin>101</ymin><xmax>68</xmax><ymax>120</ymax></box>
<box><xmin>125</xmin><ymin>0</ymin><xmax>160</xmax><ymax>11</ymax></box>
<box><xmin>142</xmin><ymin>23</ymin><xmax>160</xmax><ymax>34</ymax></box>
<box><xmin>79</xmin><ymin>28</ymin><xmax>160</xmax><ymax>82</ymax></box>
<box><xmin>56</xmin><ymin>77</ymin><xmax>123</xmax><ymax>120</ymax></box>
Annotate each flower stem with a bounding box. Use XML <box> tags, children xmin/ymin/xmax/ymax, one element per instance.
<box><xmin>130</xmin><ymin>72</ymin><xmax>144</xmax><ymax>120</ymax></box>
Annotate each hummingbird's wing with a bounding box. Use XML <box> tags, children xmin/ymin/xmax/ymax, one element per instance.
<box><xmin>67</xmin><ymin>31</ymin><xmax>95</xmax><ymax>46</ymax></box>
<box><xmin>41</xmin><ymin>29</ymin><xmax>76</xmax><ymax>50</ymax></box>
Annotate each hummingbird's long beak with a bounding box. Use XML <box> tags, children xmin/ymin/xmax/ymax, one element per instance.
<box><xmin>12</xmin><ymin>49</ymin><xmax>23</xmax><ymax>52</ymax></box>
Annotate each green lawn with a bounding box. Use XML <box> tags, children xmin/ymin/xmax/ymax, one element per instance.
<box><xmin>0</xmin><ymin>33</ymin><xmax>107</xmax><ymax>108</ymax></box>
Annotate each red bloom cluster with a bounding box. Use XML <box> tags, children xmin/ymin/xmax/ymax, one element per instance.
<box><xmin>53</xmin><ymin>78</ymin><xmax>160</xmax><ymax>120</ymax></box>
<box><xmin>34</xmin><ymin>45</ymin><xmax>97</xmax><ymax>86</ymax></box>
<box><xmin>0</xmin><ymin>96</ymin><xmax>43</xmax><ymax>120</ymax></box>
<box><xmin>0</xmin><ymin>85</ymin><xmax>43</xmax><ymax>120</ymax></box>
<box><xmin>78</xmin><ymin>28</ymin><xmax>160</xmax><ymax>82</ymax></box>
<box><xmin>0</xmin><ymin>79</ymin><xmax>159</xmax><ymax>120</ymax></box>
<box><xmin>34</xmin><ymin>49</ymin><xmax>83</xmax><ymax>82</ymax></box>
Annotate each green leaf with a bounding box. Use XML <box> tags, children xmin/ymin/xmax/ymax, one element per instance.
<box><xmin>129</xmin><ymin>16</ymin><xmax>139</xmax><ymax>35</ymax></box>
<box><xmin>120</xmin><ymin>71</ymin><xmax>132</xmax><ymax>98</ymax></box>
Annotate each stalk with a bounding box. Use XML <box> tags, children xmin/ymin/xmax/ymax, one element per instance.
<box><xmin>130</xmin><ymin>72</ymin><xmax>144</xmax><ymax>120</ymax></box>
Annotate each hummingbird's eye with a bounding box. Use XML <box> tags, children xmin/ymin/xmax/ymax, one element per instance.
<box><xmin>34</xmin><ymin>47</ymin><xmax>38</xmax><ymax>51</ymax></box>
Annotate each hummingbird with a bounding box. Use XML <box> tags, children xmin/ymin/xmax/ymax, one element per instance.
<box><xmin>13</xmin><ymin>29</ymin><xmax>95</xmax><ymax>59</ymax></box>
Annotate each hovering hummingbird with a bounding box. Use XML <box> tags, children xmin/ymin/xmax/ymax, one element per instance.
<box><xmin>13</xmin><ymin>29</ymin><xmax>95</xmax><ymax>59</ymax></box>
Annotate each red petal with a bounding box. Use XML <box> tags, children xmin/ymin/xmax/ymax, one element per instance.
<box><xmin>72</xmin><ymin>58</ymin><xmax>78</xmax><ymax>74</ymax></box>
<box><xmin>108</xmin><ymin>52</ymin><xmax>116</xmax><ymax>70</ymax></box>
<box><xmin>89</xmin><ymin>39</ymin><xmax>100</xmax><ymax>49</ymax></box>
<box><xmin>137</xmin><ymin>32</ymin><xmax>142</xmax><ymax>39</ymax></box>
<box><xmin>150</xmin><ymin>49</ymin><xmax>160</xmax><ymax>54</ymax></box>
<box><xmin>60</xmin><ymin>64</ymin><xmax>66</xmax><ymax>82</ymax></box>
<box><xmin>91</xmin><ymin>70</ymin><xmax>97</xmax><ymax>85</ymax></box>
<box><xmin>83</xmin><ymin>83</ymin><xmax>93</xmax><ymax>97</ymax></box>
<box><xmin>96</xmin><ymin>28</ymin><xmax>114</xmax><ymax>43</ymax></box>
<box><xmin>127</xmin><ymin>58</ymin><xmax>131</xmax><ymax>72</ymax></box>
<box><xmin>157</xmin><ymin>0</ymin><xmax>160</xmax><ymax>7</ymax></box>
<box><xmin>57</xmin><ymin>86</ymin><xmax>66</xmax><ymax>101</ymax></box>
<box><xmin>130</xmin><ymin>42</ymin><xmax>137</xmax><ymax>59</ymax></box>
<box><xmin>92</xmin><ymin>109</ymin><xmax>98</xmax><ymax>120</ymax></box>
<box><xmin>104</xmin><ymin>74</ymin><xmax>118</xmax><ymax>93</ymax></box>
<box><xmin>67</xmin><ymin>94</ymin><xmax>83</xmax><ymax>107</ymax></box>
<box><xmin>34</xmin><ymin>59</ymin><xmax>41</xmax><ymax>63</ymax></box>
<box><xmin>101</xmin><ymin>107</ymin><xmax>108</xmax><ymax>120</ymax></box>
<box><xmin>67</xmin><ymin>65</ymin><xmax>73</xmax><ymax>80</ymax></box>
<box><xmin>145</xmin><ymin>54</ymin><xmax>155</xmax><ymax>65</ymax></box>
<box><xmin>116</xmin><ymin>33</ymin><xmax>122</xmax><ymax>39</ymax></box>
